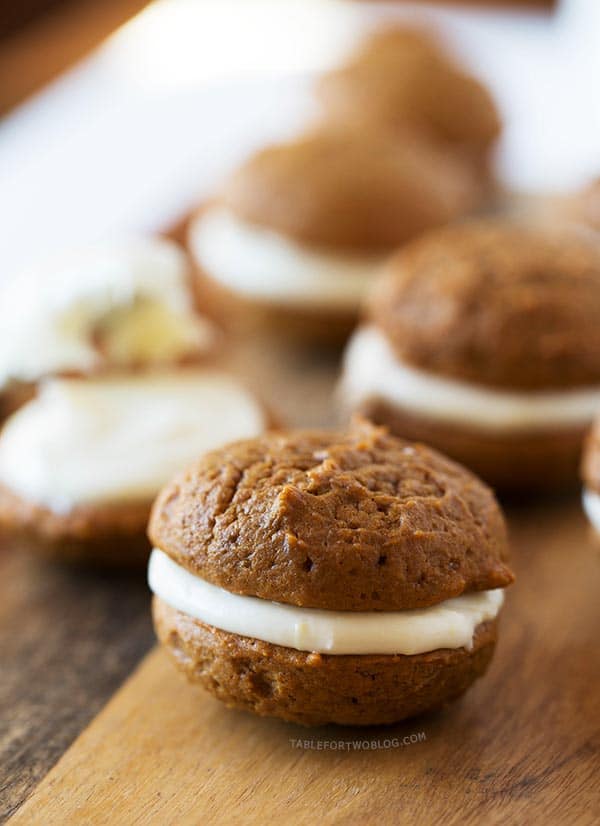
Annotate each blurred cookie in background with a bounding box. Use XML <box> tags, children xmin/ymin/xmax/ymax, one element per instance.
<box><xmin>0</xmin><ymin>238</ymin><xmax>218</xmax><ymax>421</ymax></box>
<box><xmin>316</xmin><ymin>26</ymin><xmax>501</xmax><ymax>184</ymax></box>
<box><xmin>188</xmin><ymin>127</ymin><xmax>480</xmax><ymax>344</ymax></box>
<box><xmin>339</xmin><ymin>220</ymin><xmax>600</xmax><ymax>493</ymax></box>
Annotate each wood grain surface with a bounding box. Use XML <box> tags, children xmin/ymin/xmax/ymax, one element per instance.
<box><xmin>0</xmin><ymin>542</ymin><xmax>155</xmax><ymax>821</ymax></box>
<box><xmin>8</xmin><ymin>494</ymin><xmax>600</xmax><ymax>825</ymax></box>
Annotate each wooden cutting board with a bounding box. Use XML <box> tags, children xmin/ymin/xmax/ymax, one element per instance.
<box><xmin>9</xmin><ymin>493</ymin><xmax>600</xmax><ymax>825</ymax></box>
<box><xmin>3</xmin><ymin>224</ymin><xmax>599</xmax><ymax>821</ymax></box>
<box><xmin>3</xmin><ymin>203</ymin><xmax>600</xmax><ymax>821</ymax></box>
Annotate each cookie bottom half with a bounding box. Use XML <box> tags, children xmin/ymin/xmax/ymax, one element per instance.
<box><xmin>153</xmin><ymin>596</ymin><xmax>498</xmax><ymax>727</ymax></box>
<box><xmin>0</xmin><ymin>484</ymin><xmax>151</xmax><ymax>567</ymax></box>
<box><xmin>358</xmin><ymin>397</ymin><xmax>586</xmax><ymax>494</ymax></box>
<box><xmin>191</xmin><ymin>264</ymin><xmax>358</xmax><ymax>347</ymax></box>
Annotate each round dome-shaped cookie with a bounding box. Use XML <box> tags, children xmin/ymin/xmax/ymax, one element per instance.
<box><xmin>221</xmin><ymin>128</ymin><xmax>480</xmax><ymax>253</ymax></box>
<box><xmin>317</xmin><ymin>26</ymin><xmax>500</xmax><ymax>162</ymax></box>
<box><xmin>370</xmin><ymin>221</ymin><xmax>600</xmax><ymax>391</ymax></box>
<box><xmin>149</xmin><ymin>420</ymin><xmax>512</xmax><ymax>611</ymax></box>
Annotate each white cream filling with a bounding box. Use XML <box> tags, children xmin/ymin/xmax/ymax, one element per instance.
<box><xmin>0</xmin><ymin>238</ymin><xmax>215</xmax><ymax>390</ymax></box>
<box><xmin>0</xmin><ymin>372</ymin><xmax>264</xmax><ymax>512</ymax></box>
<box><xmin>582</xmin><ymin>488</ymin><xmax>600</xmax><ymax>533</ymax></box>
<box><xmin>148</xmin><ymin>548</ymin><xmax>504</xmax><ymax>656</ymax></box>
<box><xmin>341</xmin><ymin>326</ymin><xmax>600</xmax><ymax>431</ymax></box>
<box><xmin>188</xmin><ymin>206</ymin><xmax>384</xmax><ymax>310</ymax></box>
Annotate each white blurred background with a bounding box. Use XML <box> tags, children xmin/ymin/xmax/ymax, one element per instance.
<box><xmin>1</xmin><ymin>0</ymin><xmax>599</xmax><ymax>276</ymax></box>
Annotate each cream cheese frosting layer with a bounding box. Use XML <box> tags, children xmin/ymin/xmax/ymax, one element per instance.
<box><xmin>148</xmin><ymin>548</ymin><xmax>504</xmax><ymax>655</ymax></box>
<box><xmin>0</xmin><ymin>372</ymin><xmax>264</xmax><ymax>513</ymax></box>
<box><xmin>582</xmin><ymin>488</ymin><xmax>600</xmax><ymax>533</ymax></box>
<box><xmin>341</xmin><ymin>326</ymin><xmax>600</xmax><ymax>431</ymax></box>
<box><xmin>0</xmin><ymin>238</ymin><xmax>215</xmax><ymax>389</ymax></box>
<box><xmin>189</xmin><ymin>206</ymin><xmax>384</xmax><ymax>310</ymax></box>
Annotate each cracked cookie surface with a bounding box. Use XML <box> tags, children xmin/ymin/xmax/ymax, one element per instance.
<box><xmin>370</xmin><ymin>221</ymin><xmax>600</xmax><ymax>390</ymax></box>
<box><xmin>149</xmin><ymin>420</ymin><xmax>512</xmax><ymax>610</ymax></box>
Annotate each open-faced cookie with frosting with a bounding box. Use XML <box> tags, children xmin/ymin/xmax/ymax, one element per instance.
<box><xmin>340</xmin><ymin>221</ymin><xmax>600</xmax><ymax>492</ymax></box>
<box><xmin>316</xmin><ymin>26</ymin><xmax>501</xmax><ymax>179</ymax></box>
<box><xmin>0</xmin><ymin>238</ymin><xmax>270</xmax><ymax>565</ymax></box>
<box><xmin>0</xmin><ymin>237</ymin><xmax>217</xmax><ymax>420</ymax></box>
<box><xmin>0</xmin><ymin>372</ymin><xmax>268</xmax><ymax>566</ymax></box>
<box><xmin>148</xmin><ymin>420</ymin><xmax>513</xmax><ymax>726</ymax></box>
<box><xmin>187</xmin><ymin>128</ymin><xmax>480</xmax><ymax>343</ymax></box>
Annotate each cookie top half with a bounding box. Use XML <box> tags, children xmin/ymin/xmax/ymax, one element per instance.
<box><xmin>149</xmin><ymin>421</ymin><xmax>512</xmax><ymax>611</ymax></box>
<box><xmin>369</xmin><ymin>221</ymin><xmax>600</xmax><ymax>390</ymax></box>
<box><xmin>316</xmin><ymin>26</ymin><xmax>500</xmax><ymax>157</ymax></box>
<box><xmin>221</xmin><ymin>129</ymin><xmax>479</xmax><ymax>253</ymax></box>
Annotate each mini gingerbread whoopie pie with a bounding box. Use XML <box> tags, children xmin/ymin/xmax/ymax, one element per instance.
<box><xmin>582</xmin><ymin>415</ymin><xmax>600</xmax><ymax>540</ymax></box>
<box><xmin>0</xmin><ymin>239</ymin><xmax>270</xmax><ymax>565</ymax></box>
<box><xmin>340</xmin><ymin>221</ymin><xmax>600</xmax><ymax>493</ymax></box>
<box><xmin>316</xmin><ymin>26</ymin><xmax>501</xmax><ymax>179</ymax></box>
<box><xmin>187</xmin><ymin>127</ymin><xmax>480</xmax><ymax>343</ymax></box>
<box><xmin>148</xmin><ymin>420</ymin><xmax>513</xmax><ymax>726</ymax></box>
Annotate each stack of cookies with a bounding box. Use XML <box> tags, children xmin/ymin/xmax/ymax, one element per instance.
<box><xmin>186</xmin><ymin>24</ymin><xmax>501</xmax><ymax>344</ymax></box>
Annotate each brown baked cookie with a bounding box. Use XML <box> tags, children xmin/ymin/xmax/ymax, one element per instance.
<box><xmin>154</xmin><ymin>599</ymin><xmax>499</xmax><ymax>727</ymax></box>
<box><xmin>363</xmin><ymin>398</ymin><xmax>588</xmax><ymax>495</ymax></box>
<box><xmin>0</xmin><ymin>484</ymin><xmax>151</xmax><ymax>567</ymax></box>
<box><xmin>188</xmin><ymin>128</ymin><xmax>480</xmax><ymax>345</ymax></box>
<box><xmin>148</xmin><ymin>421</ymin><xmax>512</xmax><ymax>726</ymax></box>
<box><xmin>370</xmin><ymin>221</ymin><xmax>600</xmax><ymax>391</ymax></box>
<box><xmin>340</xmin><ymin>220</ymin><xmax>600</xmax><ymax>492</ymax></box>
<box><xmin>222</xmin><ymin>128</ymin><xmax>479</xmax><ymax>253</ymax></box>
<box><xmin>149</xmin><ymin>421</ymin><xmax>512</xmax><ymax>611</ymax></box>
<box><xmin>316</xmin><ymin>26</ymin><xmax>500</xmax><ymax>172</ymax></box>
